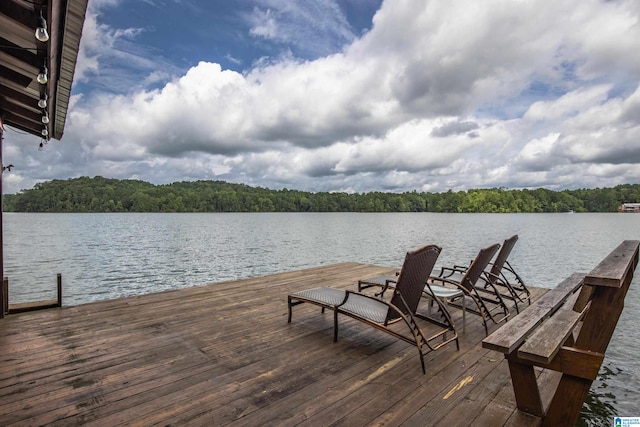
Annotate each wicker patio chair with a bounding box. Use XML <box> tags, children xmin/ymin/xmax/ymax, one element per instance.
<box><xmin>358</xmin><ymin>269</ymin><xmax>467</xmax><ymax>332</ymax></box>
<box><xmin>444</xmin><ymin>236</ymin><xmax>530</xmax><ymax>314</ymax></box>
<box><xmin>483</xmin><ymin>235</ymin><xmax>530</xmax><ymax>313</ymax></box>
<box><xmin>357</xmin><ymin>243</ymin><xmax>507</xmax><ymax>334</ymax></box>
<box><xmin>288</xmin><ymin>244</ymin><xmax>459</xmax><ymax>374</ymax></box>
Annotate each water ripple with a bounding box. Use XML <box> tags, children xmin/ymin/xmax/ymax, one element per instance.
<box><xmin>4</xmin><ymin>212</ymin><xmax>640</xmax><ymax>422</ymax></box>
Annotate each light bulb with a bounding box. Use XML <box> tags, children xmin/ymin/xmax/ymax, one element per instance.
<box><xmin>35</xmin><ymin>26</ymin><xmax>49</xmax><ymax>43</ymax></box>
<box><xmin>41</xmin><ymin>127</ymin><xmax>49</xmax><ymax>137</ymax></box>
<box><xmin>35</xmin><ymin>10</ymin><xmax>49</xmax><ymax>42</ymax></box>
<box><xmin>38</xmin><ymin>94</ymin><xmax>48</xmax><ymax>109</ymax></box>
<box><xmin>35</xmin><ymin>27</ymin><xmax>49</xmax><ymax>42</ymax></box>
<box><xmin>37</xmin><ymin>66</ymin><xmax>48</xmax><ymax>84</ymax></box>
<box><xmin>42</xmin><ymin>111</ymin><xmax>49</xmax><ymax>124</ymax></box>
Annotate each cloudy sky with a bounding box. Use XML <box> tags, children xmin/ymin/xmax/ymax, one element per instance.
<box><xmin>3</xmin><ymin>0</ymin><xmax>640</xmax><ymax>194</ymax></box>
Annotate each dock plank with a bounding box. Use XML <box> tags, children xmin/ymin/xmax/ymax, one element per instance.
<box><xmin>0</xmin><ymin>263</ymin><xmax>553</xmax><ymax>426</ymax></box>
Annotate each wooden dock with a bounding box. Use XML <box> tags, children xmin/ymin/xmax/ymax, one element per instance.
<box><xmin>0</xmin><ymin>262</ymin><xmax>548</xmax><ymax>426</ymax></box>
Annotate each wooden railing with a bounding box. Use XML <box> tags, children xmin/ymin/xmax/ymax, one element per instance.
<box><xmin>2</xmin><ymin>274</ymin><xmax>62</xmax><ymax>315</ymax></box>
<box><xmin>482</xmin><ymin>240</ymin><xmax>639</xmax><ymax>426</ymax></box>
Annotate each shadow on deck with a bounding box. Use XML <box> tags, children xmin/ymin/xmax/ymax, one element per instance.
<box><xmin>1</xmin><ymin>263</ymin><xmax>548</xmax><ymax>426</ymax></box>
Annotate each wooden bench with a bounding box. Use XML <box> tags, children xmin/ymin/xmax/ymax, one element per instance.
<box><xmin>482</xmin><ymin>240</ymin><xmax>639</xmax><ymax>426</ymax></box>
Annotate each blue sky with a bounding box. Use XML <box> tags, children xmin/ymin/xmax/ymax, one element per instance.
<box><xmin>73</xmin><ymin>1</ymin><xmax>382</xmax><ymax>94</ymax></box>
<box><xmin>3</xmin><ymin>0</ymin><xmax>640</xmax><ymax>194</ymax></box>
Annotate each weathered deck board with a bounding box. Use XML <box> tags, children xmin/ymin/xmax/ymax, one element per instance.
<box><xmin>0</xmin><ymin>262</ymin><xmax>548</xmax><ymax>426</ymax></box>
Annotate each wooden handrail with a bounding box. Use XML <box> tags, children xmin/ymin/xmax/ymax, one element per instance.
<box><xmin>482</xmin><ymin>240</ymin><xmax>639</xmax><ymax>426</ymax></box>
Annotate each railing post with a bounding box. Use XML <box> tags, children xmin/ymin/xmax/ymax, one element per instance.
<box><xmin>2</xmin><ymin>276</ymin><xmax>7</xmax><ymax>316</ymax></box>
<box><xmin>57</xmin><ymin>273</ymin><xmax>62</xmax><ymax>307</ymax></box>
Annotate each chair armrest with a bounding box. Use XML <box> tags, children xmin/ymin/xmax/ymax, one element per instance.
<box><xmin>439</xmin><ymin>266</ymin><xmax>466</xmax><ymax>278</ymax></box>
<box><xmin>482</xmin><ymin>270</ymin><xmax>501</xmax><ymax>285</ymax></box>
<box><xmin>503</xmin><ymin>261</ymin><xmax>526</xmax><ymax>286</ymax></box>
<box><xmin>476</xmin><ymin>275</ymin><xmax>509</xmax><ymax>304</ymax></box>
<box><xmin>339</xmin><ymin>289</ymin><xmax>378</xmax><ymax>302</ymax></box>
<box><xmin>429</xmin><ymin>275</ymin><xmax>468</xmax><ymax>293</ymax></box>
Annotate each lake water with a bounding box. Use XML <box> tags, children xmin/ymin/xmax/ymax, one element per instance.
<box><xmin>3</xmin><ymin>212</ymin><xmax>640</xmax><ymax>424</ymax></box>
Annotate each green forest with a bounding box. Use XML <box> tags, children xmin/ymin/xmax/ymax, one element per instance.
<box><xmin>2</xmin><ymin>176</ymin><xmax>639</xmax><ymax>213</ymax></box>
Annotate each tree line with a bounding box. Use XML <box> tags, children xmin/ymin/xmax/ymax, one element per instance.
<box><xmin>2</xmin><ymin>176</ymin><xmax>638</xmax><ymax>213</ymax></box>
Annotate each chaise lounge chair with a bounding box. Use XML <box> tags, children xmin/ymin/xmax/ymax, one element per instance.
<box><xmin>482</xmin><ymin>235</ymin><xmax>530</xmax><ymax>313</ymax></box>
<box><xmin>287</xmin><ymin>244</ymin><xmax>459</xmax><ymax>374</ymax></box>
<box><xmin>445</xmin><ymin>236</ymin><xmax>530</xmax><ymax>314</ymax></box>
<box><xmin>429</xmin><ymin>243</ymin><xmax>510</xmax><ymax>335</ymax></box>
<box><xmin>358</xmin><ymin>243</ymin><xmax>510</xmax><ymax>335</ymax></box>
<box><xmin>358</xmin><ymin>267</ymin><xmax>467</xmax><ymax>332</ymax></box>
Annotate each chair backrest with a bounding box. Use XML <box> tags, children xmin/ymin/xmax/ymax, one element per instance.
<box><xmin>389</xmin><ymin>244</ymin><xmax>441</xmax><ymax>320</ymax></box>
<box><xmin>487</xmin><ymin>235</ymin><xmax>518</xmax><ymax>285</ymax></box>
<box><xmin>459</xmin><ymin>243</ymin><xmax>501</xmax><ymax>291</ymax></box>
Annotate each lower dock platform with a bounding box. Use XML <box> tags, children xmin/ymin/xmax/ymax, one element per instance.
<box><xmin>1</xmin><ymin>262</ymin><xmax>548</xmax><ymax>426</ymax></box>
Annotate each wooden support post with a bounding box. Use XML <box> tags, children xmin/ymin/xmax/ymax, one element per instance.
<box><xmin>544</xmin><ymin>374</ymin><xmax>592</xmax><ymax>427</ymax></box>
<box><xmin>506</xmin><ymin>357</ymin><xmax>544</xmax><ymax>416</ymax></box>
<box><xmin>575</xmin><ymin>282</ymin><xmax>630</xmax><ymax>353</ymax></box>
<box><xmin>57</xmin><ymin>273</ymin><xmax>62</xmax><ymax>307</ymax></box>
<box><xmin>2</xmin><ymin>277</ymin><xmax>7</xmax><ymax>315</ymax></box>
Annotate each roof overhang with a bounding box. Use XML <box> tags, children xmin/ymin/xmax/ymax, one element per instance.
<box><xmin>0</xmin><ymin>0</ymin><xmax>88</xmax><ymax>140</ymax></box>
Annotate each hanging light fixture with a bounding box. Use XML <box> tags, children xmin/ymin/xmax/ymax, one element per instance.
<box><xmin>35</xmin><ymin>9</ymin><xmax>50</xmax><ymax>42</ymax></box>
<box><xmin>41</xmin><ymin>110</ymin><xmax>49</xmax><ymax>124</ymax></box>
<box><xmin>37</xmin><ymin>65</ymin><xmax>48</xmax><ymax>84</ymax></box>
<box><xmin>38</xmin><ymin>92</ymin><xmax>48</xmax><ymax>108</ymax></box>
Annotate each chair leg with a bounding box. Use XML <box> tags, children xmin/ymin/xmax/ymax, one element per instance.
<box><xmin>444</xmin><ymin>295</ymin><xmax>465</xmax><ymax>333</ymax></box>
<box><xmin>460</xmin><ymin>295</ymin><xmax>466</xmax><ymax>333</ymax></box>
<box><xmin>513</xmin><ymin>297</ymin><xmax>520</xmax><ymax>314</ymax></box>
<box><xmin>333</xmin><ymin>309</ymin><xmax>339</xmax><ymax>342</ymax></box>
<box><xmin>427</xmin><ymin>292</ymin><xmax>465</xmax><ymax>335</ymax></box>
<box><xmin>417</xmin><ymin>347</ymin><xmax>426</xmax><ymax>375</ymax></box>
<box><xmin>467</xmin><ymin>295</ymin><xmax>490</xmax><ymax>336</ymax></box>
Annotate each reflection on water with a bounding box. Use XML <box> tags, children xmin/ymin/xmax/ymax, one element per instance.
<box><xmin>579</xmin><ymin>365</ymin><xmax>620</xmax><ymax>426</ymax></box>
<box><xmin>3</xmin><ymin>212</ymin><xmax>640</xmax><ymax>424</ymax></box>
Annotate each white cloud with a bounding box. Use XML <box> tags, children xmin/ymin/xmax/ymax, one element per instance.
<box><xmin>523</xmin><ymin>85</ymin><xmax>612</xmax><ymax>123</ymax></box>
<box><xmin>4</xmin><ymin>0</ymin><xmax>640</xmax><ymax>195</ymax></box>
<box><xmin>567</xmin><ymin>1</ymin><xmax>640</xmax><ymax>80</ymax></box>
<box><xmin>247</xmin><ymin>0</ymin><xmax>356</xmax><ymax>57</ymax></box>
<box><xmin>249</xmin><ymin>8</ymin><xmax>279</xmax><ymax>39</ymax></box>
<box><xmin>516</xmin><ymin>133</ymin><xmax>563</xmax><ymax>171</ymax></box>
